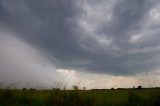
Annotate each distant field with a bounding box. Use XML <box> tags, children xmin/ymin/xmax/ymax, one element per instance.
<box><xmin>0</xmin><ymin>88</ymin><xmax>160</xmax><ymax>106</ymax></box>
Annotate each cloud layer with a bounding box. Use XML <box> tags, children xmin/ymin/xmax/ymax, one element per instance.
<box><xmin>0</xmin><ymin>0</ymin><xmax>160</xmax><ymax>78</ymax></box>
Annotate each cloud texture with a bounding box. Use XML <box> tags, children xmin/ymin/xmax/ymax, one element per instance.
<box><xmin>0</xmin><ymin>0</ymin><xmax>160</xmax><ymax>88</ymax></box>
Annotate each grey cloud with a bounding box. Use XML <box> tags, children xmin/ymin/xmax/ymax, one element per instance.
<box><xmin>0</xmin><ymin>0</ymin><xmax>160</xmax><ymax>75</ymax></box>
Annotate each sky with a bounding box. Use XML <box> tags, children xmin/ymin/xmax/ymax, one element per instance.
<box><xmin>0</xmin><ymin>0</ymin><xmax>160</xmax><ymax>89</ymax></box>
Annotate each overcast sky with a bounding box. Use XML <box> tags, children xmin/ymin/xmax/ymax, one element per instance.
<box><xmin>0</xmin><ymin>0</ymin><xmax>160</xmax><ymax>89</ymax></box>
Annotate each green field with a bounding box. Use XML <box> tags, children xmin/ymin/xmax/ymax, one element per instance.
<box><xmin>0</xmin><ymin>88</ymin><xmax>160</xmax><ymax>106</ymax></box>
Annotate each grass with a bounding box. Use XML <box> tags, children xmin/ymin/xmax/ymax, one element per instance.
<box><xmin>0</xmin><ymin>88</ymin><xmax>160</xmax><ymax>106</ymax></box>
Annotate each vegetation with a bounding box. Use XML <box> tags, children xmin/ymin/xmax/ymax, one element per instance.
<box><xmin>0</xmin><ymin>88</ymin><xmax>160</xmax><ymax>106</ymax></box>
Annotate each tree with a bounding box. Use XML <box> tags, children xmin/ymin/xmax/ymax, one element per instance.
<box><xmin>137</xmin><ymin>86</ymin><xmax>142</xmax><ymax>89</ymax></box>
<box><xmin>73</xmin><ymin>86</ymin><xmax>78</xmax><ymax>90</ymax></box>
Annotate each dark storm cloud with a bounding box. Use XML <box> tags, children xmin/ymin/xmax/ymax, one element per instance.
<box><xmin>107</xmin><ymin>0</ymin><xmax>151</xmax><ymax>40</ymax></box>
<box><xmin>0</xmin><ymin>0</ymin><xmax>160</xmax><ymax>75</ymax></box>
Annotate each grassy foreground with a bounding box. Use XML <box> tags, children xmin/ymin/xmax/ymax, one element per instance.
<box><xmin>0</xmin><ymin>88</ymin><xmax>160</xmax><ymax>106</ymax></box>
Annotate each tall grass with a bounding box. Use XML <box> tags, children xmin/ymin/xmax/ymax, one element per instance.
<box><xmin>0</xmin><ymin>89</ymin><xmax>160</xmax><ymax>106</ymax></box>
